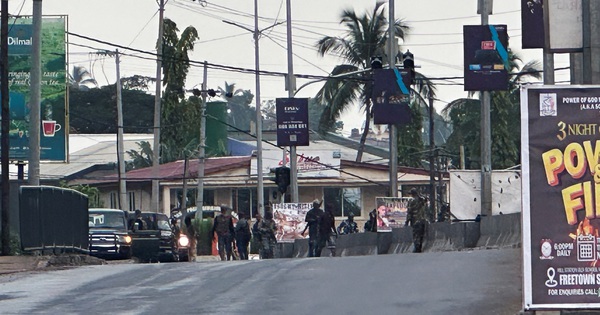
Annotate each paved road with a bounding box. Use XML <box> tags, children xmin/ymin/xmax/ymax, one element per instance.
<box><xmin>0</xmin><ymin>248</ymin><xmax>522</xmax><ymax>315</ymax></box>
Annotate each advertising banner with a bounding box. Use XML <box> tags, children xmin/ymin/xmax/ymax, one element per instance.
<box><xmin>522</xmin><ymin>86</ymin><xmax>600</xmax><ymax>309</ymax></box>
<box><xmin>5</xmin><ymin>16</ymin><xmax>67</xmax><ymax>161</ymax></box>
<box><xmin>276</xmin><ymin>98</ymin><xmax>309</xmax><ymax>147</ymax></box>
<box><xmin>375</xmin><ymin>197</ymin><xmax>410</xmax><ymax>232</ymax></box>
<box><xmin>372</xmin><ymin>68</ymin><xmax>412</xmax><ymax>125</ymax></box>
<box><xmin>272</xmin><ymin>203</ymin><xmax>312</xmax><ymax>243</ymax></box>
<box><xmin>521</xmin><ymin>0</ymin><xmax>545</xmax><ymax>49</ymax></box>
<box><xmin>463</xmin><ymin>25</ymin><xmax>509</xmax><ymax>91</ymax></box>
<box><xmin>252</xmin><ymin>149</ymin><xmax>341</xmax><ymax>178</ymax></box>
<box><xmin>547</xmin><ymin>0</ymin><xmax>583</xmax><ymax>52</ymax></box>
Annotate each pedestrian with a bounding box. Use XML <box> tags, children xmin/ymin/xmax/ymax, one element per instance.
<box><xmin>258</xmin><ymin>211</ymin><xmax>277</xmax><ymax>259</ymax></box>
<box><xmin>316</xmin><ymin>203</ymin><xmax>338</xmax><ymax>257</ymax></box>
<box><xmin>252</xmin><ymin>213</ymin><xmax>262</xmax><ymax>259</ymax></box>
<box><xmin>405</xmin><ymin>188</ymin><xmax>428</xmax><ymax>253</ymax></box>
<box><xmin>132</xmin><ymin>209</ymin><xmax>147</xmax><ymax>231</ymax></box>
<box><xmin>184</xmin><ymin>213</ymin><xmax>197</xmax><ymax>261</ymax></box>
<box><xmin>337</xmin><ymin>211</ymin><xmax>359</xmax><ymax>235</ymax></box>
<box><xmin>363</xmin><ymin>209</ymin><xmax>377</xmax><ymax>232</ymax></box>
<box><xmin>302</xmin><ymin>199</ymin><xmax>324</xmax><ymax>257</ymax></box>
<box><xmin>234</xmin><ymin>212</ymin><xmax>251</xmax><ymax>260</ymax></box>
<box><xmin>212</xmin><ymin>205</ymin><xmax>235</xmax><ymax>261</ymax></box>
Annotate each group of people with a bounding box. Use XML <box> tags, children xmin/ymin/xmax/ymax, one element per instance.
<box><xmin>211</xmin><ymin>205</ymin><xmax>278</xmax><ymax>261</ymax></box>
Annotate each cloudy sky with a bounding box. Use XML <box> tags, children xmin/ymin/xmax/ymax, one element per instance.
<box><xmin>13</xmin><ymin>0</ymin><xmax>570</xmax><ymax>135</ymax></box>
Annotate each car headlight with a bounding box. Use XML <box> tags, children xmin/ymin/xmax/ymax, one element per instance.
<box><xmin>118</xmin><ymin>235</ymin><xmax>132</xmax><ymax>244</ymax></box>
<box><xmin>178</xmin><ymin>235</ymin><xmax>189</xmax><ymax>247</ymax></box>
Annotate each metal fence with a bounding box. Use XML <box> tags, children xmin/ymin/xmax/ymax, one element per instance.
<box><xmin>19</xmin><ymin>186</ymin><xmax>89</xmax><ymax>254</ymax></box>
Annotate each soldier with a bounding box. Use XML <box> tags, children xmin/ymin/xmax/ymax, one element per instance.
<box><xmin>405</xmin><ymin>188</ymin><xmax>428</xmax><ymax>253</ymax></box>
<box><xmin>258</xmin><ymin>211</ymin><xmax>277</xmax><ymax>259</ymax></box>
<box><xmin>212</xmin><ymin>205</ymin><xmax>235</xmax><ymax>261</ymax></box>
<box><xmin>302</xmin><ymin>199</ymin><xmax>324</xmax><ymax>257</ymax></box>
<box><xmin>337</xmin><ymin>211</ymin><xmax>359</xmax><ymax>235</ymax></box>
<box><xmin>234</xmin><ymin>212</ymin><xmax>251</xmax><ymax>260</ymax></box>
<box><xmin>317</xmin><ymin>204</ymin><xmax>338</xmax><ymax>257</ymax></box>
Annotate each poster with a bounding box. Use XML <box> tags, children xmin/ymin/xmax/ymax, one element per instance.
<box><xmin>371</xmin><ymin>68</ymin><xmax>412</xmax><ymax>125</ymax></box>
<box><xmin>463</xmin><ymin>25</ymin><xmax>509</xmax><ymax>91</ymax></box>
<box><xmin>374</xmin><ymin>197</ymin><xmax>410</xmax><ymax>232</ymax></box>
<box><xmin>272</xmin><ymin>203</ymin><xmax>312</xmax><ymax>243</ymax></box>
<box><xmin>522</xmin><ymin>86</ymin><xmax>600</xmax><ymax>309</ymax></box>
<box><xmin>276</xmin><ymin>98</ymin><xmax>309</xmax><ymax>147</ymax></box>
<box><xmin>4</xmin><ymin>16</ymin><xmax>67</xmax><ymax>161</ymax></box>
<box><xmin>521</xmin><ymin>0</ymin><xmax>544</xmax><ymax>49</ymax></box>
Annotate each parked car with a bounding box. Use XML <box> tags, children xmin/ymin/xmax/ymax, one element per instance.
<box><xmin>88</xmin><ymin>208</ymin><xmax>132</xmax><ymax>259</ymax></box>
<box><xmin>127</xmin><ymin>212</ymin><xmax>178</xmax><ymax>262</ymax></box>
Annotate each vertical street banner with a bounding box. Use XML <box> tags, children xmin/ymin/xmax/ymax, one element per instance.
<box><xmin>463</xmin><ymin>25</ymin><xmax>509</xmax><ymax>91</ymax></box>
<box><xmin>276</xmin><ymin>98</ymin><xmax>309</xmax><ymax>147</ymax></box>
<box><xmin>371</xmin><ymin>68</ymin><xmax>412</xmax><ymax>125</ymax></box>
<box><xmin>5</xmin><ymin>16</ymin><xmax>67</xmax><ymax>161</ymax></box>
<box><xmin>272</xmin><ymin>203</ymin><xmax>312</xmax><ymax>243</ymax></box>
<box><xmin>374</xmin><ymin>197</ymin><xmax>410</xmax><ymax>232</ymax></box>
<box><xmin>522</xmin><ymin>86</ymin><xmax>600</xmax><ymax>309</ymax></box>
<box><xmin>521</xmin><ymin>0</ymin><xmax>545</xmax><ymax>49</ymax></box>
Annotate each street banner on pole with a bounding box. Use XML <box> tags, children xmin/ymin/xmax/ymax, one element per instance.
<box><xmin>522</xmin><ymin>85</ymin><xmax>600</xmax><ymax>309</ymax></box>
<box><xmin>272</xmin><ymin>202</ymin><xmax>311</xmax><ymax>243</ymax></box>
<box><xmin>372</xmin><ymin>68</ymin><xmax>412</xmax><ymax>125</ymax></box>
<box><xmin>374</xmin><ymin>197</ymin><xmax>410</xmax><ymax>232</ymax></box>
<box><xmin>276</xmin><ymin>98</ymin><xmax>309</xmax><ymax>147</ymax></box>
<box><xmin>463</xmin><ymin>25</ymin><xmax>509</xmax><ymax>91</ymax></box>
<box><xmin>521</xmin><ymin>0</ymin><xmax>545</xmax><ymax>49</ymax></box>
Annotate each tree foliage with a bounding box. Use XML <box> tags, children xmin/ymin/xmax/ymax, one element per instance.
<box><xmin>60</xmin><ymin>181</ymin><xmax>104</xmax><ymax>208</ymax></box>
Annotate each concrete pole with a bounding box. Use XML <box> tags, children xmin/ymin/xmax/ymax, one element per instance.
<box><xmin>428</xmin><ymin>93</ymin><xmax>436</xmax><ymax>221</ymax></box>
<box><xmin>1</xmin><ymin>0</ymin><xmax>10</xmax><ymax>255</ymax></box>
<box><xmin>196</xmin><ymin>62</ymin><xmax>208</xmax><ymax>215</ymax></box>
<box><xmin>151</xmin><ymin>0</ymin><xmax>165</xmax><ymax>212</ymax></box>
<box><xmin>254</xmin><ymin>0</ymin><xmax>265</xmax><ymax>217</ymax></box>
<box><xmin>542</xmin><ymin>0</ymin><xmax>555</xmax><ymax>85</ymax></box>
<box><xmin>28</xmin><ymin>0</ymin><xmax>42</xmax><ymax>186</ymax></box>
<box><xmin>479</xmin><ymin>0</ymin><xmax>492</xmax><ymax>217</ymax></box>
<box><xmin>286</xmin><ymin>0</ymin><xmax>298</xmax><ymax>203</ymax></box>
<box><xmin>115</xmin><ymin>50</ymin><xmax>127</xmax><ymax>211</ymax></box>
<box><xmin>388</xmin><ymin>0</ymin><xmax>398</xmax><ymax>198</ymax></box>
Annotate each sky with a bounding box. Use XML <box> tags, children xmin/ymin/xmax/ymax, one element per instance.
<box><xmin>13</xmin><ymin>0</ymin><xmax>570</xmax><ymax>136</ymax></box>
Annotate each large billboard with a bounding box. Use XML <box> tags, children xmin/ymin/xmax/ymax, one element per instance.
<box><xmin>463</xmin><ymin>25</ymin><xmax>509</xmax><ymax>91</ymax></box>
<box><xmin>522</xmin><ymin>86</ymin><xmax>600</xmax><ymax>309</ymax></box>
<box><xmin>5</xmin><ymin>16</ymin><xmax>67</xmax><ymax>161</ymax></box>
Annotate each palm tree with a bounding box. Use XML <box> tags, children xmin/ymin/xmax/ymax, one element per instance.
<box><xmin>442</xmin><ymin>50</ymin><xmax>541</xmax><ymax>169</ymax></box>
<box><xmin>69</xmin><ymin>66</ymin><xmax>98</xmax><ymax>91</ymax></box>
<box><xmin>315</xmin><ymin>2</ymin><xmax>435</xmax><ymax>162</ymax></box>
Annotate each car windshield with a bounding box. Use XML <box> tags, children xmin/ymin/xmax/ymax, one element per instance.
<box><xmin>89</xmin><ymin>212</ymin><xmax>126</xmax><ymax>229</ymax></box>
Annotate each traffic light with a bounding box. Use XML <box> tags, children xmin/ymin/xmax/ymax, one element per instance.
<box><xmin>275</xmin><ymin>166</ymin><xmax>291</xmax><ymax>194</ymax></box>
<box><xmin>402</xmin><ymin>50</ymin><xmax>415</xmax><ymax>85</ymax></box>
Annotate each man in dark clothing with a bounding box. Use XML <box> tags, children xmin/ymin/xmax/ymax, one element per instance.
<box><xmin>317</xmin><ymin>204</ymin><xmax>338</xmax><ymax>257</ymax></box>
<box><xmin>337</xmin><ymin>211</ymin><xmax>359</xmax><ymax>235</ymax></box>
<box><xmin>212</xmin><ymin>205</ymin><xmax>235</xmax><ymax>261</ymax></box>
<box><xmin>258</xmin><ymin>211</ymin><xmax>277</xmax><ymax>259</ymax></box>
<box><xmin>302</xmin><ymin>199</ymin><xmax>324</xmax><ymax>257</ymax></box>
<box><xmin>363</xmin><ymin>209</ymin><xmax>377</xmax><ymax>232</ymax></box>
<box><xmin>405</xmin><ymin>188</ymin><xmax>428</xmax><ymax>253</ymax></box>
<box><xmin>132</xmin><ymin>209</ymin><xmax>147</xmax><ymax>231</ymax></box>
<box><xmin>234</xmin><ymin>213</ymin><xmax>251</xmax><ymax>260</ymax></box>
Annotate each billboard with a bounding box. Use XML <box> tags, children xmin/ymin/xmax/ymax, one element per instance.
<box><xmin>463</xmin><ymin>25</ymin><xmax>509</xmax><ymax>91</ymax></box>
<box><xmin>372</xmin><ymin>68</ymin><xmax>412</xmax><ymax>125</ymax></box>
<box><xmin>272</xmin><ymin>203</ymin><xmax>312</xmax><ymax>243</ymax></box>
<box><xmin>374</xmin><ymin>197</ymin><xmax>410</xmax><ymax>232</ymax></box>
<box><xmin>251</xmin><ymin>149</ymin><xmax>341</xmax><ymax>178</ymax></box>
<box><xmin>4</xmin><ymin>16</ymin><xmax>67</xmax><ymax>161</ymax></box>
<box><xmin>276</xmin><ymin>98</ymin><xmax>309</xmax><ymax>147</ymax></box>
<box><xmin>521</xmin><ymin>0</ymin><xmax>545</xmax><ymax>49</ymax></box>
<box><xmin>522</xmin><ymin>86</ymin><xmax>600</xmax><ymax>309</ymax></box>
<box><xmin>547</xmin><ymin>0</ymin><xmax>583</xmax><ymax>52</ymax></box>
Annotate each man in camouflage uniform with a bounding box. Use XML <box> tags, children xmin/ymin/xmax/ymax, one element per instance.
<box><xmin>405</xmin><ymin>188</ymin><xmax>428</xmax><ymax>253</ymax></box>
<box><xmin>258</xmin><ymin>211</ymin><xmax>277</xmax><ymax>259</ymax></box>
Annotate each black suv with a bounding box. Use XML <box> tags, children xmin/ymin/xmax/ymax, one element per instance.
<box><xmin>128</xmin><ymin>212</ymin><xmax>178</xmax><ymax>262</ymax></box>
<box><xmin>88</xmin><ymin>208</ymin><xmax>132</xmax><ymax>259</ymax></box>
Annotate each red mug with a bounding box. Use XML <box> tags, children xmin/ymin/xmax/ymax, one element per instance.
<box><xmin>42</xmin><ymin>120</ymin><xmax>61</xmax><ymax>137</ymax></box>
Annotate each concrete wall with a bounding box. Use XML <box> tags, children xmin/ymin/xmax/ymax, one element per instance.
<box><xmin>275</xmin><ymin>212</ymin><xmax>521</xmax><ymax>258</ymax></box>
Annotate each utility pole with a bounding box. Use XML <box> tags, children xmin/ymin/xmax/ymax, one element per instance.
<box><xmin>29</xmin><ymin>0</ymin><xmax>42</xmax><ymax>186</ymax></box>
<box><xmin>479</xmin><ymin>0</ymin><xmax>492</xmax><ymax>217</ymax></box>
<box><xmin>152</xmin><ymin>0</ymin><xmax>165</xmax><ymax>212</ymax></box>
<box><xmin>388</xmin><ymin>0</ymin><xmax>398</xmax><ymax>198</ymax></box>
<box><xmin>196</xmin><ymin>62</ymin><xmax>208</xmax><ymax>215</ymax></box>
<box><xmin>115</xmin><ymin>50</ymin><xmax>127</xmax><ymax>211</ymax></box>
<box><xmin>286</xmin><ymin>0</ymin><xmax>298</xmax><ymax>202</ymax></box>
<box><xmin>253</xmin><ymin>0</ymin><xmax>265</xmax><ymax>217</ymax></box>
<box><xmin>1</xmin><ymin>0</ymin><xmax>10</xmax><ymax>255</ymax></box>
<box><xmin>428</xmin><ymin>93</ymin><xmax>436</xmax><ymax>221</ymax></box>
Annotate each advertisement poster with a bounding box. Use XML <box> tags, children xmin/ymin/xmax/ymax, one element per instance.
<box><xmin>463</xmin><ymin>25</ymin><xmax>509</xmax><ymax>91</ymax></box>
<box><xmin>521</xmin><ymin>0</ymin><xmax>544</xmax><ymax>49</ymax></box>
<box><xmin>371</xmin><ymin>68</ymin><xmax>412</xmax><ymax>125</ymax></box>
<box><xmin>272</xmin><ymin>203</ymin><xmax>312</xmax><ymax>243</ymax></box>
<box><xmin>276</xmin><ymin>98</ymin><xmax>309</xmax><ymax>147</ymax></box>
<box><xmin>5</xmin><ymin>16</ymin><xmax>67</xmax><ymax>161</ymax></box>
<box><xmin>375</xmin><ymin>197</ymin><xmax>410</xmax><ymax>232</ymax></box>
<box><xmin>522</xmin><ymin>86</ymin><xmax>600</xmax><ymax>309</ymax></box>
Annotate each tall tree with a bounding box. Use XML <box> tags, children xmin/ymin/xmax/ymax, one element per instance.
<box><xmin>218</xmin><ymin>82</ymin><xmax>255</xmax><ymax>131</ymax></box>
<box><xmin>68</xmin><ymin>65</ymin><xmax>98</xmax><ymax>91</ymax></box>
<box><xmin>442</xmin><ymin>50</ymin><xmax>541</xmax><ymax>169</ymax></box>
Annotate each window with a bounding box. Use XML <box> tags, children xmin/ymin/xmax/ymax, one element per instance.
<box><xmin>324</xmin><ymin>187</ymin><xmax>361</xmax><ymax>217</ymax></box>
<box><xmin>128</xmin><ymin>192</ymin><xmax>136</xmax><ymax>211</ymax></box>
<box><xmin>109</xmin><ymin>191</ymin><xmax>118</xmax><ymax>209</ymax></box>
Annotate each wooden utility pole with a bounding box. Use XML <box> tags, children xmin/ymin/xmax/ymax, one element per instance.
<box><xmin>115</xmin><ymin>50</ymin><xmax>127</xmax><ymax>211</ymax></box>
<box><xmin>1</xmin><ymin>0</ymin><xmax>10</xmax><ymax>255</ymax></box>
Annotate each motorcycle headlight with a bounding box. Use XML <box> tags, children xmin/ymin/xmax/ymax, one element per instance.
<box><xmin>178</xmin><ymin>235</ymin><xmax>190</xmax><ymax>247</ymax></box>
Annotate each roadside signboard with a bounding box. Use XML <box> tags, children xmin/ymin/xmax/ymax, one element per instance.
<box><xmin>372</xmin><ymin>68</ymin><xmax>412</xmax><ymax>125</ymax></box>
<box><xmin>272</xmin><ymin>203</ymin><xmax>312</xmax><ymax>243</ymax></box>
<box><xmin>374</xmin><ymin>197</ymin><xmax>410</xmax><ymax>232</ymax></box>
<box><xmin>522</xmin><ymin>86</ymin><xmax>600</xmax><ymax>309</ymax></box>
<box><xmin>276</xmin><ymin>98</ymin><xmax>309</xmax><ymax>147</ymax></box>
<box><xmin>463</xmin><ymin>25</ymin><xmax>509</xmax><ymax>91</ymax></box>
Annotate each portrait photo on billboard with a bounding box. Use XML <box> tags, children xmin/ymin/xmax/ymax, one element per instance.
<box><xmin>521</xmin><ymin>86</ymin><xmax>600</xmax><ymax>309</ymax></box>
<box><xmin>463</xmin><ymin>25</ymin><xmax>509</xmax><ymax>91</ymax></box>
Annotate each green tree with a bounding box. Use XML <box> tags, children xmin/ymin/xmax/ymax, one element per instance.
<box><xmin>60</xmin><ymin>181</ymin><xmax>104</xmax><ymax>208</ymax></box>
<box><xmin>397</xmin><ymin>100</ymin><xmax>425</xmax><ymax>167</ymax></box>
<box><xmin>126</xmin><ymin>141</ymin><xmax>153</xmax><ymax>170</ymax></box>
<box><xmin>442</xmin><ymin>50</ymin><xmax>541</xmax><ymax>169</ymax></box>
<box><xmin>315</xmin><ymin>2</ymin><xmax>434</xmax><ymax>162</ymax></box>
<box><xmin>68</xmin><ymin>65</ymin><xmax>98</xmax><ymax>91</ymax></box>
<box><xmin>218</xmin><ymin>82</ymin><xmax>255</xmax><ymax>131</ymax></box>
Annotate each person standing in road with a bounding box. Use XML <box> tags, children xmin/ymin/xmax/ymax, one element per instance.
<box><xmin>337</xmin><ymin>211</ymin><xmax>359</xmax><ymax>235</ymax></box>
<box><xmin>184</xmin><ymin>213</ymin><xmax>197</xmax><ymax>261</ymax></box>
<box><xmin>302</xmin><ymin>199</ymin><xmax>324</xmax><ymax>257</ymax></box>
<box><xmin>234</xmin><ymin>212</ymin><xmax>251</xmax><ymax>260</ymax></box>
<box><xmin>258</xmin><ymin>211</ymin><xmax>277</xmax><ymax>259</ymax></box>
<box><xmin>316</xmin><ymin>204</ymin><xmax>338</xmax><ymax>257</ymax></box>
<box><xmin>405</xmin><ymin>188</ymin><xmax>428</xmax><ymax>253</ymax></box>
<box><xmin>212</xmin><ymin>205</ymin><xmax>235</xmax><ymax>261</ymax></box>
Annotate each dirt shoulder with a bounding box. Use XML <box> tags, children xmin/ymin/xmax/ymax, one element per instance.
<box><xmin>0</xmin><ymin>254</ymin><xmax>106</xmax><ymax>275</ymax></box>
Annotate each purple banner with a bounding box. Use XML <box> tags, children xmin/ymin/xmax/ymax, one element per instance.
<box><xmin>522</xmin><ymin>0</ymin><xmax>545</xmax><ymax>49</ymax></box>
<box><xmin>463</xmin><ymin>25</ymin><xmax>509</xmax><ymax>91</ymax></box>
<box><xmin>372</xmin><ymin>69</ymin><xmax>412</xmax><ymax>125</ymax></box>
<box><xmin>276</xmin><ymin>98</ymin><xmax>309</xmax><ymax>147</ymax></box>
